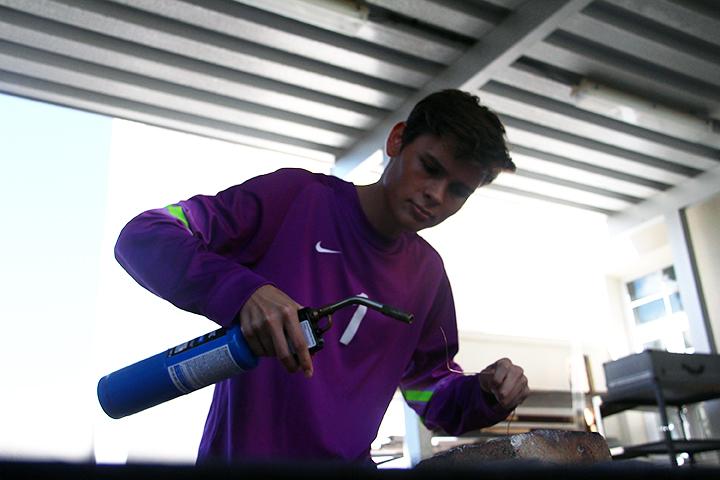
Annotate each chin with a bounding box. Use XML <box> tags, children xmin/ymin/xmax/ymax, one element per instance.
<box><xmin>407</xmin><ymin>220</ymin><xmax>433</xmax><ymax>233</ymax></box>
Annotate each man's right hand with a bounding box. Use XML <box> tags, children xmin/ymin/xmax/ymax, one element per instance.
<box><xmin>238</xmin><ymin>285</ymin><xmax>313</xmax><ymax>378</ymax></box>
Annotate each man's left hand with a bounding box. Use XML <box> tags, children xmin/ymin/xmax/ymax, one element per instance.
<box><xmin>478</xmin><ymin>358</ymin><xmax>529</xmax><ymax>410</ymax></box>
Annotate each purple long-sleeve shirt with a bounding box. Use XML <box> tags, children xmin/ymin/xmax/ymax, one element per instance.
<box><xmin>114</xmin><ymin>168</ymin><xmax>509</xmax><ymax>463</ymax></box>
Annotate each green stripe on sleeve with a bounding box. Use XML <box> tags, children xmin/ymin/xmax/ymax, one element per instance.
<box><xmin>166</xmin><ymin>204</ymin><xmax>190</xmax><ymax>230</ymax></box>
<box><xmin>403</xmin><ymin>390</ymin><xmax>433</xmax><ymax>403</ymax></box>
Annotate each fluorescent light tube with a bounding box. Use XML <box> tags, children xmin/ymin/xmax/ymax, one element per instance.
<box><xmin>571</xmin><ymin>79</ymin><xmax>719</xmax><ymax>147</ymax></box>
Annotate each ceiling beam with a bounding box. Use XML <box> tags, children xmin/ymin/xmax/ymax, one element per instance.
<box><xmin>0</xmin><ymin>0</ymin><xmax>409</xmax><ymax>108</ymax></box>
<box><xmin>510</xmin><ymin>144</ymin><xmax>670</xmax><ymax>191</ymax></box>
<box><xmin>0</xmin><ymin>5</ymin><xmax>385</xmax><ymax>128</ymax></box>
<box><xmin>480</xmin><ymin>81</ymin><xmax>720</xmax><ymax>166</ymax></box>
<box><xmin>0</xmin><ymin>70</ymin><xmax>339</xmax><ymax>161</ymax></box>
<box><xmin>483</xmin><ymin>184</ymin><xmax>615</xmax><ymax>216</ymax></box>
<box><xmin>608</xmin><ymin>163</ymin><xmax>720</xmax><ymax>234</ymax></box>
<box><xmin>0</xmin><ymin>39</ymin><xmax>358</xmax><ymax>147</ymax></box>
<box><xmin>332</xmin><ymin>0</ymin><xmax>594</xmax><ymax>177</ymax></box>
<box><xmin>500</xmin><ymin>116</ymin><xmax>699</xmax><ymax>182</ymax></box>
<box><xmin>236</xmin><ymin>0</ymin><xmax>465</xmax><ymax>62</ymax></box>
<box><xmin>513</xmin><ymin>169</ymin><xmax>642</xmax><ymax>204</ymax></box>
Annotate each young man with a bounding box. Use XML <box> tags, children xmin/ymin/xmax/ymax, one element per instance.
<box><xmin>115</xmin><ymin>89</ymin><xmax>529</xmax><ymax>464</ymax></box>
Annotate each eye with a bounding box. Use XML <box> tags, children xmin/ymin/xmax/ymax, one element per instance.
<box><xmin>421</xmin><ymin>158</ymin><xmax>441</xmax><ymax>175</ymax></box>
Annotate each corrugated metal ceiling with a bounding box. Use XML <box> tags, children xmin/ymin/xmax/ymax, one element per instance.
<box><xmin>1</xmin><ymin>0</ymin><xmax>719</xmax><ymax>218</ymax></box>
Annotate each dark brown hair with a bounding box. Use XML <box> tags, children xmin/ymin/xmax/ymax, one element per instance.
<box><xmin>402</xmin><ymin>89</ymin><xmax>515</xmax><ymax>185</ymax></box>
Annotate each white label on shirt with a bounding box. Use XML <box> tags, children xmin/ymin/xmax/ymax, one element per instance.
<box><xmin>340</xmin><ymin>292</ymin><xmax>368</xmax><ymax>346</ymax></box>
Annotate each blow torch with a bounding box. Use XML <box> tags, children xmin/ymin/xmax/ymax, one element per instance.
<box><xmin>97</xmin><ymin>296</ymin><xmax>413</xmax><ymax>419</ymax></box>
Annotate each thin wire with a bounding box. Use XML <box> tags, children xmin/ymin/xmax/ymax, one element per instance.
<box><xmin>440</xmin><ymin>326</ymin><xmax>516</xmax><ymax>436</ymax></box>
<box><xmin>507</xmin><ymin>409</ymin><xmax>516</xmax><ymax>435</ymax></box>
<box><xmin>439</xmin><ymin>326</ymin><xmax>477</xmax><ymax>376</ymax></box>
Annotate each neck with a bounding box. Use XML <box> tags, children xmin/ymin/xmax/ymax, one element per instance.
<box><xmin>356</xmin><ymin>182</ymin><xmax>402</xmax><ymax>239</ymax></box>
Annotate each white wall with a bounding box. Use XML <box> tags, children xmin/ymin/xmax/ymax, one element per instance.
<box><xmin>455</xmin><ymin>332</ymin><xmax>576</xmax><ymax>391</ymax></box>
<box><xmin>685</xmin><ymin>192</ymin><xmax>720</xmax><ymax>460</ymax></box>
<box><xmin>686</xmin><ymin>192</ymin><xmax>720</xmax><ymax>350</ymax></box>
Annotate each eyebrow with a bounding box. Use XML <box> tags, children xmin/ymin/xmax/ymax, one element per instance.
<box><xmin>421</xmin><ymin>153</ymin><xmax>445</xmax><ymax>173</ymax></box>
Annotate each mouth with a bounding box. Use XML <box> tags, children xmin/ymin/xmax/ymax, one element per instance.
<box><xmin>409</xmin><ymin>201</ymin><xmax>434</xmax><ymax>223</ymax></box>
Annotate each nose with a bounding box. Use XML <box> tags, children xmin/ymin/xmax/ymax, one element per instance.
<box><xmin>423</xmin><ymin>179</ymin><xmax>445</xmax><ymax>206</ymax></box>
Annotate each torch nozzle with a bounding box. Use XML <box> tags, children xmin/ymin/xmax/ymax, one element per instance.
<box><xmin>314</xmin><ymin>296</ymin><xmax>413</xmax><ymax>324</ymax></box>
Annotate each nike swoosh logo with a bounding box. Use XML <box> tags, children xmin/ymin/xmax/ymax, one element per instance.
<box><xmin>315</xmin><ymin>241</ymin><xmax>342</xmax><ymax>254</ymax></box>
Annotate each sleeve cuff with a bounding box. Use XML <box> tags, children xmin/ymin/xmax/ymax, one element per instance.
<box><xmin>205</xmin><ymin>268</ymin><xmax>273</xmax><ymax>328</ymax></box>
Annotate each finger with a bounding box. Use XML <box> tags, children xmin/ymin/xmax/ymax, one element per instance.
<box><xmin>269</xmin><ymin>321</ymin><xmax>299</xmax><ymax>373</ymax></box>
<box><xmin>515</xmin><ymin>376</ymin><xmax>530</xmax><ymax>402</ymax></box>
<box><xmin>287</xmin><ymin>321</ymin><xmax>313</xmax><ymax>378</ymax></box>
<box><xmin>497</xmin><ymin>365</ymin><xmax>524</xmax><ymax>400</ymax></box>
<box><xmin>241</xmin><ymin>308</ymin><xmax>275</xmax><ymax>357</ymax></box>
<box><xmin>257</xmin><ymin>332</ymin><xmax>276</xmax><ymax>357</ymax></box>
<box><xmin>242</xmin><ymin>330</ymin><xmax>266</xmax><ymax>357</ymax></box>
<box><xmin>504</xmin><ymin>378</ymin><xmax>530</xmax><ymax>409</ymax></box>
<box><xmin>501</xmin><ymin>373</ymin><xmax>529</xmax><ymax>409</ymax></box>
<box><xmin>492</xmin><ymin>358</ymin><xmax>512</xmax><ymax>387</ymax></box>
<box><xmin>239</xmin><ymin>312</ymin><xmax>267</xmax><ymax>356</ymax></box>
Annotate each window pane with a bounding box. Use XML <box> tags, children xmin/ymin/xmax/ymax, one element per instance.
<box><xmin>626</xmin><ymin>272</ymin><xmax>662</xmax><ymax>300</ymax></box>
<box><xmin>633</xmin><ymin>298</ymin><xmax>666</xmax><ymax>324</ymax></box>
<box><xmin>670</xmin><ymin>292</ymin><xmax>684</xmax><ymax>313</ymax></box>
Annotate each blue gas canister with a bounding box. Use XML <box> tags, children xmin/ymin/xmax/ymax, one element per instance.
<box><xmin>98</xmin><ymin>297</ymin><xmax>413</xmax><ymax>419</ymax></box>
<box><xmin>97</xmin><ymin>325</ymin><xmax>257</xmax><ymax>419</ymax></box>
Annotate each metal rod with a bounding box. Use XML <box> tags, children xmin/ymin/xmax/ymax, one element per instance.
<box><xmin>653</xmin><ymin>381</ymin><xmax>678</xmax><ymax>467</ymax></box>
<box><xmin>315</xmin><ymin>296</ymin><xmax>413</xmax><ymax>323</ymax></box>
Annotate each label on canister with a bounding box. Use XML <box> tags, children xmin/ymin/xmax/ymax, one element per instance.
<box><xmin>168</xmin><ymin>328</ymin><xmax>225</xmax><ymax>357</ymax></box>
<box><xmin>168</xmin><ymin>344</ymin><xmax>243</xmax><ymax>394</ymax></box>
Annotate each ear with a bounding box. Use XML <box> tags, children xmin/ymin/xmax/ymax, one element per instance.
<box><xmin>385</xmin><ymin>122</ymin><xmax>406</xmax><ymax>157</ymax></box>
